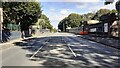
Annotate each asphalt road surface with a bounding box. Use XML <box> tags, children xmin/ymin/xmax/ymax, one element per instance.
<box><xmin>1</xmin><ymin>33</ymin><xmax>120</xmax><ymax>68</ymax></box>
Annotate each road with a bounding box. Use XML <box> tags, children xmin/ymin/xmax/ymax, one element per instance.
<box><xmin>1</xmin><ymin>33</ymin><xmax>120</xmax><ymax>68</ymax></box>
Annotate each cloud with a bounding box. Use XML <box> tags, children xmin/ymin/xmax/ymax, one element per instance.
<box><xmin>76</xmin><ymin>2</ymin><xmax>116</xmax><ymax>13</ymax></box>
<box><xmin>60</xmin><ymin>9</ymin><xmax>68</xmax><ymax>15</ymax></box>
<box><xmin>101</xmin><ymin>1</ymin><xmax>116</xmax><ymax>10</ymax></box>
<box><xmin>43</xmin><ymin>8</ymin><xmax>77</xmax><ymax>28</ymax></box>
<box><xmin>48</xmin><ymin>9</ymin><xmax>72</xmax><ymax>21</ymax></box>
<box><xmin>50</xmin><ymin>8</ymin><xmax>55</xmax><ymax>11</ymax></box>
<box><xmin>60</xmin><ymin>9</ymin><xmax>71</xmax><ymax>15</ymax></box>
<box><xmin>42</xmin><ymin>1</ymin><xmax>117</xmax><ymax>28</ymax></box>
<box><xmin>76</xmin><ymin>3</ymin><xmax>88</xmax><ymax>9</ymax></box>
<box><xmin>42</xmin><ymin>11</ymin><xmax>64</xmax><ymax>29</ymax></box>
<box><xmin>39</xmin><ymin>0</ymin><xmax>102</xmax><ymax>2</ymax></box>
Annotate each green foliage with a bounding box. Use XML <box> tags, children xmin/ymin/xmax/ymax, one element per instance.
<box><xmin>40</xmin><ymin>14</ymin><xmax>53</xmax><ymax>30</ymax></box>
<box><xmin>82</xmin><ymin>13</ymin><xmax>95</xmax><ymax>20</ymax></box>
<box><xmin>58</xmin><ymin>13</ymin><xmax>94</xmax><ymax>31</ymax></box>
<box><xmin>92</xmin><ymin>9</ymin><xmax>117</xmax><ymax>20</ymax></box>
<box><xmin>58</xmin><ymin>9</ymin><xmax>117</xmax><ymax>31</ymax></box>
<box><xmin>110</xmin><ymin>9</ymin><xmax>118</xmax><ymax>13</ymax></box>
<box><xmin>52</xmin><ymin>28</ymin><xmax>57</xmax><ymax>33</ymax></box>
<box><xmin>67</xmin><ymin>13</ymin><xmax>82</xmax><ymax>27</ymax></box>
<box><xmin>2</xmin><ymin>2</ymin><xmax>42</xmax><ymax>31</ymax></box>
<box><xmin>58</xmin><ymin>17</ymin><xmax>69</xmax><ymax>31</ymax></box>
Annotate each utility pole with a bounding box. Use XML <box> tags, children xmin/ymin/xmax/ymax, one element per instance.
<box><xmin>0</xmin><ymin>2</ymin><xmax>3</xmax><ymax>42</ymax></box>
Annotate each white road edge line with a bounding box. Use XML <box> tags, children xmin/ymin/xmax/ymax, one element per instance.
<box><xmin>63</xmin><ymin>37</ymin><xmax>77</xmax><ymax>57</ymax></box>
<box><xmin>29</xmin><ymin>45</ymin><xmax>43</xmax><ymax>59</ymax></box>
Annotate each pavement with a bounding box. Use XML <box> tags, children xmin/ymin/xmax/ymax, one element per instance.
<box><xmin>0</xmin><ymin>32</ymin><xmax>54</xmax><ymax>51</ymax></box>
<box><xmin>1</xmin><ymin>33</ymin><xmax>120</xmax><ymax>68</ymax></box>
<box><xmin>9</xmin><ymin>31</ymin><xmax>21</xmax><ymax>40</ymax></box>
<box><xmin>0</xmin><ymin>38</ymin><xmax>21</xmax><ymax>51</ymax></box>
<box><xmin>0</xmin><ymin>32</ymin><xmax>55</xmax><ymax>67</ymax></box>
<box><xmin>76</xmin><ymin>35</ymin><xmax>120</xmax><ymax>49</ymax></box>
<box><xmin>0</xmin><ymin>31</ymin><xmax>20</xmax><ymax>47</ymax></box>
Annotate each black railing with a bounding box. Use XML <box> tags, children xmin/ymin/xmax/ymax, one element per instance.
<box><xmin>1</xmin><ymin>28</ymin><xmax>11</xmax><ymax>43</ymax></box>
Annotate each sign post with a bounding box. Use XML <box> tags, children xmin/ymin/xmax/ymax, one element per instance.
<box><xmin>0</xmin><ymin>2</ymin><xmax>3</xmax><ymax>42</ymax></box>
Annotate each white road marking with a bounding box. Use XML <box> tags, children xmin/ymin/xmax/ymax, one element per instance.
<box><xmin>63</xmin><ymin>37</ymin><xmax>77</xmax><ymax>57</ymax></box>
<box><xmin>67</xmin><ymin>44</ymin><xmax>77</xmax><ymax>57</ymax></box>
<box><xmin>29</xmin><ymin>45</ymin><xmax>44</xmax><ymax>59</ymax></box>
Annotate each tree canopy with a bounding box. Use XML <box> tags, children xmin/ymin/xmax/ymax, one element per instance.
<box><xmin>2</xmin><ymin>2</ymin><xmax>42</xmax><ymax>31</ymax></box>
<box><xmin>58</xmin><ymin>13</ymin><xmax>94</xmax><ymax>31</ymax></box>
<box><xmin>58</xmin><ymin>13</ymin><xmax>83</xmax><ymax>31</ymax></box>
<box><xmin>92</xmin><ymin>9</ymin><xmax>117</xmax><ymax>20</ymax></box>
<box><xmin>58</xmin><ymin>9</ymin><xmax>117</xmax><ymax>31</ymax></box>
<box><xmin>67</xmin><ymin>13</ymin><xmax>82</xmax><ymax>27</ymax></box>
<box><xmin>40</xmin><ymin>14</ymin><xmax>53</xmax><ymax>30</ymax></box>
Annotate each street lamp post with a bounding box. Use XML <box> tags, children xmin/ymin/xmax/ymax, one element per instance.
<box><xmin>0</xmin><ymin>2</ymin><xmax>3</xmax><ymax>42</ymax></box>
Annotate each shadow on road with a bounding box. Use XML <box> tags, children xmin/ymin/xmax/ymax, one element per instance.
<box><xmin>13</xmin><ymin>36</ymin><xmax>120</xmax><ymax>68</ymax></box>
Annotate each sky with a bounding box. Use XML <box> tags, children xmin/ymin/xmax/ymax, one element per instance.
<box><xmin>39</xmin><ymin>0</ymin><xmax>117</xmax><ymax>29</ymax></box>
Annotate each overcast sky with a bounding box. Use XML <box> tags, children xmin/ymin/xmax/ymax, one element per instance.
<box><xmin>39</xmin><ymin>0</ymin><xmax>117</xmax><ymax>29</ymax></box>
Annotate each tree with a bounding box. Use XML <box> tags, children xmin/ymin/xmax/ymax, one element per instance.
<box><xmin>82</xmin><ymin>13</ymin><xmax>95</xmax><ymax>20</ymax></box>
<box><xmin>92</xmin><ymin>9</ymin><xmax>118</xmax><ymax>20</ymax></box>
<box><xmin>67</xmin><ymin>13</ymin><xmax>82</xmax><ymax>28</ymax></box>
<box><xmin>110</xmin><ymin>9</ymin><xmax>118</xmax><ymax>13</ymax></box>
<box><xmin>58</xmin><ymin>9</ymin><xmax>117</xmax><ymax>31</ymax></box>
<box><xmin>58</xmin><ymin>17</ymin><xmax>68</xmax><ymax>31</ymax></box>
<box><xmin>92</xmin><ymin>9</ymin><xmax>111</xmax><ymax>20</ymax></box>
<box><xmin>2</xmin><ymin>2</ymin><xmax>42</xmax><ymax>31</ymax></box>
<box><xmin>58</xmin><ymin>13</ymin><xmax>84</xmax><ymax>31</ymax></box>
<box><xmin>40</xmin><ymin>14</ymin><xmax>53</xmax><ymax>31</ymax></box>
